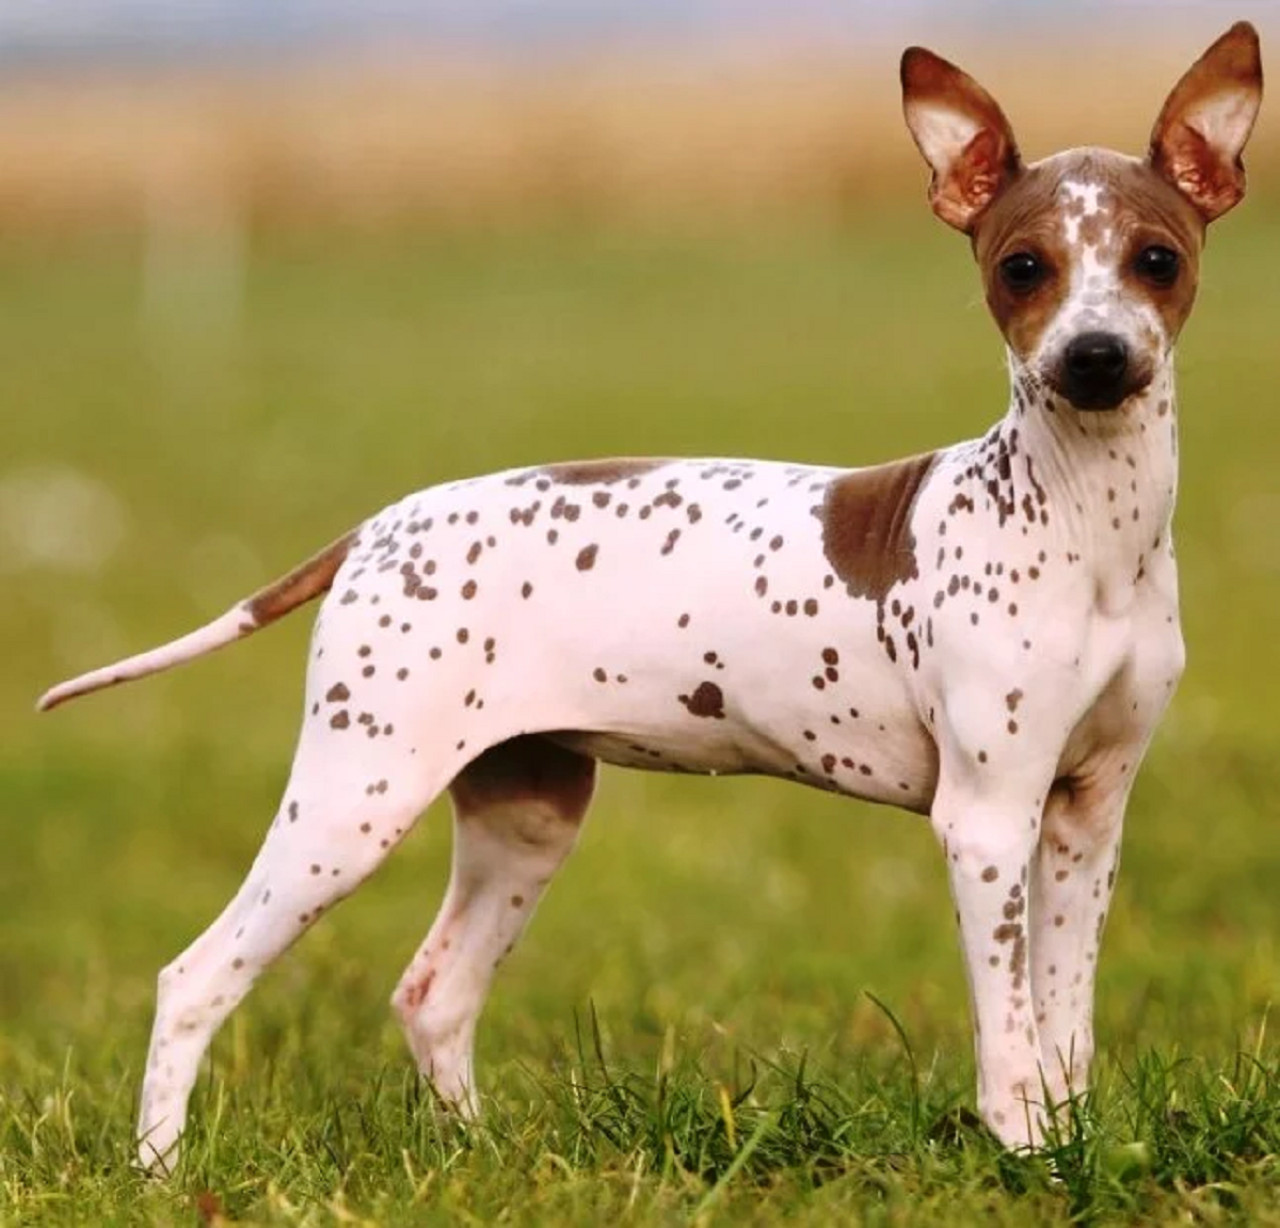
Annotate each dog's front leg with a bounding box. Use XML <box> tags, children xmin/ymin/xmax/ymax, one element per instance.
<box><xmin>931</xmin><ymin>755</ymin><xmax>1058</xmax><ymax>1149</ymax></box>
<box><xmin>1030</xmin><ymin>761</ymin><xmax>1133</xmax><ymax>1107</ymax></box>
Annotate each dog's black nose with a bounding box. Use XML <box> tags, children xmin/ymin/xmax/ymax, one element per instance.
<box><xmin>1060</xmin><ymin>332</ymin><xmax>1130</xmax><ymax>409</ymax></box>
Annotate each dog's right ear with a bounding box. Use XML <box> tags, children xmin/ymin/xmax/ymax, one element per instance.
<box><xmin>1147</xmin><ymin>21</ymin><xmax>1263</xmax><ymax>222</ymax></box>
<box><xmin>901</xmin><ymin>47</ymin><xmax>1022</xmax><ymax>233</ymax></box>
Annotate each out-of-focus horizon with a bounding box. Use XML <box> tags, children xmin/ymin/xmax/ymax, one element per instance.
<box><xmin>0</xmin><ymin>1</ymin><xmax>1274</xmax><ymax>235</ymax></box>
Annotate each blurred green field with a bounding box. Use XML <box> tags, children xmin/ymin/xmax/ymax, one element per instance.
<box><xmin>2</xmin><ymin>208</ymin><xmax>1279</xmax><ymax>1223</ymax></box>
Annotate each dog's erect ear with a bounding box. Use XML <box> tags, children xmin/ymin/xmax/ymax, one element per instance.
<box><xmin>1148</xmin><ymin>22</ymin><xmax>1263</xmax><ymax>222</ymax></box>
<box><xmin>901</xmin><ymin>47</ymin><xmax>1022</xmax><ymax>233</ymax></box>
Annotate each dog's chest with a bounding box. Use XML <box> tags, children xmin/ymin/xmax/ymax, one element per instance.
<box><xmin>1059</xmin><ymin>540</ymin><xmax>1185</xmax><ymax>770</ymax></box>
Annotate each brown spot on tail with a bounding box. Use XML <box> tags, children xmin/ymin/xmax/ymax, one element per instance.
<box><xmin>821</xmin><ymin>453</ymin><xmax>936</xmax><ymax>602</ymax></box>
<box><xmin>244</xmin><ymin>530</ymin><xmax>357</xmax><ymax>626</ymax></box>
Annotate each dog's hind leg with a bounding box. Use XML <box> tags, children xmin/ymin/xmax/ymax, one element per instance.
<box><xmin>135</xmin><ymin>706</ymin><xmax>462</xmax><ymax>1172</ymax></box>
<box><xmin>392</xmin><ymin>735</ymin><xmax>596</xmax><ymax>1113</ymax></box>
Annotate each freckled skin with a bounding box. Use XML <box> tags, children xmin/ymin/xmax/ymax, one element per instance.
<box><xmin>35</xmin><ymin>24</ymin><xmax>1262</xmax><ymax>1171</ymax></box>
<box><xmin>121</xmin><ymin>426</ymin><xmax>1181</xmax><ymax>1167</ymax></box>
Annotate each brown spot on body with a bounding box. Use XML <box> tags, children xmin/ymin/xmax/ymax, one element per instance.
<box><xmin>822</xmin><ymin>453</ymin><xmax>937</xmax><ymax>602</ymax></box>
<box><xmin>1010</xmin><ymin>930</ymin><xmax>1027</xmax><ymax>989</ymax></box>
<box><xmin>678</xmin><ymin>681</ymin><xmax>725</xmax><ymax>719</ymax></box>
<box><xmin>404</xmin><ymin>969</ymin><xmax>435</xmax><ymax>1009</ymax></box>
<box><xmin>576</xmin><ymin>544</ymin><xmax>598</xmax><ymax>571</ymax></box>
<box><xmin>542</xmin><ymin>458</ymin><xmax>665</xmax><ymax>486</ymax></box>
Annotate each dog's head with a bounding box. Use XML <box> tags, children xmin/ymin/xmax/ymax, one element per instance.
<box><xmin>901</xmin><ymin>23</ymin><xmax>1262</xmax><ymax>412</ymax></box>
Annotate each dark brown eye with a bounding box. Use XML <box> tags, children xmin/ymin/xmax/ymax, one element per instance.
<box><xmin>999</xmin><ymin>251</ymin><xmax>1045</xmax><ymax>294</ymax></box>
<box><xmin>1135</xmin><ymin>245</ymin><xmax>1180</xmax><ymax>286</ymax></box>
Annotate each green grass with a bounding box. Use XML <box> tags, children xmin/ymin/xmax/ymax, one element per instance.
<box><xmin>2</xmin><ymin>206</ymin><xmax>1279</xmax><ymax>1223</ymax></box>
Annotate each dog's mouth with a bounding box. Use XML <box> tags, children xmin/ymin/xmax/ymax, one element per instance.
<box><xmin>1045</xmin><ymin>343</ymin><xmax>1155</xmax><ymax>412</ymax></box>
<box><xmin>1055</xmin><ymin>379</ymin><xmax>1151</xmax><ymax>412</ymax></box>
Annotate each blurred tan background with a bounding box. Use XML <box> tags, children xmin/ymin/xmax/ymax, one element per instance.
<box><xmin>1</xmin><ymin>4</ymin><xmax>1276</xmax><ymax>237</ymax></box>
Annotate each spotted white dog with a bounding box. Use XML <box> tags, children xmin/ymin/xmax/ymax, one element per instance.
<box><xmin>38</xmin><ymin>24</ymin><xmax>1263</xmax><ymax>1169</ymax></box>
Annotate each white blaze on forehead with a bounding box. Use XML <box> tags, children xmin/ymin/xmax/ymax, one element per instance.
<box><xmin>1055</xmin><ymin>177</ymin><xmax>1117</xmax><ymax>329</ymax></box>
<box><xmin>1062</xmin><ymin>179</ymin><xmax>1104</xmax><ymax>246</ymax></box>
<box><xmin>1030</xmin><ymin>173</ymin><xmax>1166</xmax><ymax>370</ymax></box>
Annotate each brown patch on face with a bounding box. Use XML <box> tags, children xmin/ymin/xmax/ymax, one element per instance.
<box><xmin>450</xmin><ymin>735</ymin><xmax>596</xmax><ymax>822</ymax></box>
<box><xmin>244</xmin><ymin>530</ymin><xmax>357</xmax><ymax>626</ymax></box>
<box><xmin>541</xmin><ymin>459</ymin><xmax>664</xmax><ymax>486</ymax></box>
<box><xmin>972</xmin><ymin>161</ymin><xmax>1074</xmax><ymax>360</ymax></box>
<box><xmin>822</xmin><ymin>453</ymin><xmax>937</xmax><ymax>601</ymax></box>
<box><xmin>1110</xmin><ymin>173</ymin><xmax>1204</xmax><ymax>344</ymax></box>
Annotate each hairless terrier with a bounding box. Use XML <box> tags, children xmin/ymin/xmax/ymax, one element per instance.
<box><xmin>38</xmin><ymin>23</ymin><xmax>1264</xmax><ymax>1170</ymax></box>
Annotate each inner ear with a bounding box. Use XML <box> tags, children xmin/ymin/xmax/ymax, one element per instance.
<box><xmin>901</xmin><ymin>46</ymin><xmax>1022</xmax><ymax>233</ymax></box>
<box><xmin>1148</xmin><ymin>21</ymin><xmax>1263</xmax><ymax>222</ymax></box>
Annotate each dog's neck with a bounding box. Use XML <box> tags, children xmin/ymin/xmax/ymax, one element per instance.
<box><xmin>1000</xmin><ymin>351</ymin><xmax>1179</xmax><ymax>569</ymax></box>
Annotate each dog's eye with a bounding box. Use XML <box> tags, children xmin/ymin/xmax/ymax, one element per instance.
<box><xmin>998</xmin><ymin>252</ymin><xmax>1045</xmax><ymax>293</ymax></box>
<box><xmin>1135</xmin><ymin>245</ymin><xmax>1180</xmax><ymax>286</ymax></box>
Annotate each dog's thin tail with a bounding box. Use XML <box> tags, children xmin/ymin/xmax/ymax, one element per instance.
<box><xmin>36</xmin><ymin>529</ymin><xmax>358</xmax><ymax>713</ymax></box>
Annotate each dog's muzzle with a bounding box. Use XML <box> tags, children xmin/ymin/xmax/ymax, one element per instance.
<box><xmin>1054</xmin><ymin>331</ymin><xmax>1146</xmax><ymax>411</ymax></box>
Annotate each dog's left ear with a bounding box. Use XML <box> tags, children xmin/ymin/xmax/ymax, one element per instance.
<box><xmin>901</xmin><ymin>46</ymin><xmax>1022</xmax><ymax>233</ymax></box>
<box><xmin>1148</xmin><ymin>21</ymin><xmax>1263</xmax><ymax>222</ymax></box>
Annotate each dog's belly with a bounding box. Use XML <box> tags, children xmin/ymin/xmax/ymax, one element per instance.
<box><xmin>549</xmin><ymin>715</ymin><xmax>939</xmax><ymax>813</ymax></box>
<box><xmin>537</xmin><ymin>614</ymin><xmax>942</xmax><ymax>813</ymax></box>
<box><xmin>546</xmin><ymin>728</ymin><xmax>774</xmax><ymax>776</ymax></box>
